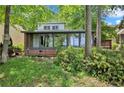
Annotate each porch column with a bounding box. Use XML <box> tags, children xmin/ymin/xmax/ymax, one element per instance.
<box><xmin>24</xmin><ymin>33</ymin><xmax>27</xmax><ymax>55</ymax></box>
<box><xmin>121</xmin><ymin>34</ymin><xmax>123</xmax><ymax>44</ymax></box>
<box><xmin>120</xmin><ymin>34</ymin><xmax>123</xmax><ymax>48</ymax></box>
<box><xmin>24</xmin><ymin>33</ymin><xmax>30</xmax><ymax>55</ymax></box>
<box><xmin>66</xmin><ymin>34</ymin><xmax>69</xmax><ymax>47</ymax></box>
<box><xmin>52</xmin><ymin>34</ymin><xmax>54</xmax><ymax>47</ymax></box>
<box><xmin>30</xmin><ymin>34</ymin><xmax>33</xmax><ymax>48</ymax></box>
<box><xmin>79</xmin><ymin>33</ymin><xmax>81</xmax><ymax>47</ymax></box>
<box><xmin>28</xmin><ymin>34</ymin><xmax>31</xmax><ymax>48</ymax></box>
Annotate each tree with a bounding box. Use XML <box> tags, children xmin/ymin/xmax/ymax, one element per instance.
<box><xmin>10</xmin><ymin>5</ymin><xmax>54</xmax><ymax>31</ymax></box>
<box><xmin>118</xmin><ymin>16</ymin><xmax>124</xmax><ymax>29</ymax></box>
<box><xmin>57</xmin><ymin>5</ymin><xmax>85</xmax><ymax>29</ymax></box>
<box><xmin>96</xmin><ymin>6</ymin><xmax>102</xmax><ymax>47</ymax></box>
<box><xmin>1</xmin><ymin>5</ymin><xmax>11</xmax><ymax>63</ymax></box>
<box><xmin>85</xmin><ymin>5</ymin><xmax>92</xmax><ymax>57</ymax></box>
<box><xmin>0</xmin><ymin>6</ymin><xmax>54</xmax><ymax>31</ymax></box>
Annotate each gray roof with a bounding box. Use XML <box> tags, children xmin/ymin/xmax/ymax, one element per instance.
<box><xmin>21</xmin><ymin>29</ymin><xmax>95</xmax><ymax>34</ymax></box>
<box><xmin>21</xmin><ymin>30</ymin><xmax>84</xmax><ymax>34</ymax></box>
<box><xmin>117</xmin><ymin>29</ymin><xmax>124</xmax><ymax>34</ymax></box>
<box><xmin>38</xmin><ymin>22</ymin><xmax>65</xmax><ymax>24</ymax></box>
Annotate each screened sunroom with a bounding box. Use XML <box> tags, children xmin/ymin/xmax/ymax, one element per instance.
<box><xmin>21</xmin><ymin>22</ymin><xmax>94</xmax><ymax>57</ymax></box>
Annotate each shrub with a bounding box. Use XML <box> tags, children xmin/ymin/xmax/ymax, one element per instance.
<box><xmin>54</xmin><ymin>46</ymin><xmax>84</xmax><ymax>73</ymax></box>
<box><xmin>0</xmin><ymin>44</ymin><xmax>24</xmax><ymax>57</ymax></box>
<box><xmin>112</xmin><ymin>42</ymin><xmax>118</xmax><ymax>50</ymax></box>
<box><xmin>13</xmin><ymin>44</ymin><xmax>24</xmax><ymax>52</ymax></box>
<box><xmin>55</xmin><ymin>46</ymin><xmax>124</xmax><ymax>86</ymax></box>
<box><xmin>10</xmin><ymin>44</ymin><xmax>24</xmax><ymax>56</ymax></box>
<box><xmin>82</xmin><ymin>49</ymin><xmax>124</xmax><ymax>86</ymax></box>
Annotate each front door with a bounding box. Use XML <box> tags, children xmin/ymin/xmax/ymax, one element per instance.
<box><xmin>39</xmin><ymin>34</ymin><xmax>50</xmax><ymax>48</ymax></box>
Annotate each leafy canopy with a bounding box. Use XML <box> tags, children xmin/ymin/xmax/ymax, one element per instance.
<box><xmin>0</xmin><ymin>5</ymin><xmax>54</xmax><ymax>31</ymax></box>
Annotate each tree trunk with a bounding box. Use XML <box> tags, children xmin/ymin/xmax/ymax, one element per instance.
<box><xmin>1</xmin><ymin>5</ymin><xmax>11</xmax><ymax>63</ymax></box>
<box><xmin>96</xmin><ymin>6</ymin><xmax>101</xmax><ymax>47</ymax></box>
<box><xmin>85</xmin><ymin>5</ymin><xmax>92</xmax><ymax>57</ymax></box>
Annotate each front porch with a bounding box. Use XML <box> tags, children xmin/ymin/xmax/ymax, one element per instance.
<box><xmin>22</xmin><ymin>30</ymin><xmax>95</xmax><ymax>57</ymax></box>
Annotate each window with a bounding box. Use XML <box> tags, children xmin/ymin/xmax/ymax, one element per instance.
<box><xmin>44</xmin><ymin>26</ymin><xmax>50</xmax><ymax>30</ymax></box>
<box><xmin>52</xmin><ymin>26</ymin><xmax>58</xmax><ymax>30</ymax></box>
<box><xmin>40</xmin><ymin>35</ymin><xmax>53</xmax><ymax>48</ymax></box>
<box><xmin>41</xmin><ymin>36</ymin><xmax>44</xmax><ymax>45</ymax></box>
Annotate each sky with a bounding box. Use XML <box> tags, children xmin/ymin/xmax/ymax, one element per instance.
<box><xmin>104</xmin><ymin>8</ymin><xmax>124</xmax><ymax>25</ymax></box>
<box><xmin>105</xmin><ymin>16</ymin><xmax>123</xmax><ymax>25</ymax></box>
<box><xmin>47</xmin><ymin>5</ymin><xmax>59</xmax><ymax>13</ymax></box>
<box><xmin>48</xmin><ymin>5</ymin><xmax>124</xmax><ymax>26</ymax></box>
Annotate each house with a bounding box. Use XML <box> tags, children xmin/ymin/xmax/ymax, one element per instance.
<box><xmin>21</xmin><ymin>22</ymin><xmax>95</xmax><ymax>57</ymax></box>
<box><xmin>117</xmin><ymin>29</ymin><xmax>124</xmax><ymax>44</ymax></box>
<box><xmin>0</xmin><ymin>24</ymin><xmax>24</xmax><ymax>46</ymax></box>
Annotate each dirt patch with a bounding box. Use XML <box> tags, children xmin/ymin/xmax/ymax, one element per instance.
<box><xmin>32</xmin><ymin>57</ymin><xmax>55</xmax><ymax>62</ymax></box>
<box><xmin>72</xmin><ymin>76</ymin><xmax>112</xmax><ymax>87</ymax></box>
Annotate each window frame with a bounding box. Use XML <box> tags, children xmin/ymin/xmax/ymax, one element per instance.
<box><xmin>52</xmin><ymin>25</ymin><xmax>58</xmax><ymax>30</ymax></box>
<box><xmin>44</xmin><ymin>26</ymin><xmax>50</xmax><ymax>30</ymax></box>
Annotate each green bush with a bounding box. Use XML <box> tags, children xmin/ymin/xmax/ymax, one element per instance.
<box><xmin>55</xmin><ymin>46</ymin><xmax>124</xmax><ymax>86</ymax></box>
<box><xmin>55</xmin><ymin>46</ymin><xmax>84</xmax><ymax>73</ymax></box>
<box><xmin>0</xmin><ymin>43</ymin><xmax>24</xmax><ymax>57</ymax></box>
<box><xmin>112</xmin><ymin>42</ymin><xmax>118</xmax><ymax>50</ymax></box>
<box><xmin>13</xmin><ymin>44</ymin><xmax>24</xmax><ymax>52</ymax></box>
<box><xmin>82</xmin><ymin>49</ymin><xmax>124</xmax><ymax>86</ymax></box>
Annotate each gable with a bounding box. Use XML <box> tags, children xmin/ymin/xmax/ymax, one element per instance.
<box><xmin>117</xmin><ymin>29</ymin><xmax>124</xmax><ymax>34</ymax></box>
<box><xmin>0</xmin><ymin>24</ymin><xmax>24</xmax><ymax>46</ymax></box>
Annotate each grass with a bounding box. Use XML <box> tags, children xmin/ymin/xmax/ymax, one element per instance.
<box><xmin>0</xmin><ymin>57</ymin><xmax>111</xmax><ymax>87</ymax></box>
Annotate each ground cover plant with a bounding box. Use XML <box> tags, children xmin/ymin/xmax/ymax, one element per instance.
<box><xmin>0</xmin><ymin>56</ymin><xmax>110</xmax><ymax>87</ymax></box>
<box><xmin>0</xmin><ymin>57</ymin><xmax>71</xmax><ymax>87</ymax></box>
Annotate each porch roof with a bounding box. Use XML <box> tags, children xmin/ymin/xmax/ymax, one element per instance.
<box><xmin>21</xmin><ymin>29</ymin><xmax>95</xmax><ymax>34</ymax></box>
<box><xmin>117</xmin><ymin>29</ymin><xmax>124</xmax><ymax>35</ymax></box>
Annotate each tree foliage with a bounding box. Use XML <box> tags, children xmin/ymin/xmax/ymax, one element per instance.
<box><xmin>101</xmin><ymin>23</ymin><xmax>117</xmax><ymax>40</ymax></box>
<box><xmin>0</xmin><ymin>6</ymin><xmax>5</xmax><ymax>23</ymax></box>
<box><xmin>0</xmin><ymin>5</ymin><xmax>54</xmax><ymax>31</ymax></box>
<box><xmin>57</xmin><ymin>5</ymin><xmax>85</xmax><ymax>29</ymax></box>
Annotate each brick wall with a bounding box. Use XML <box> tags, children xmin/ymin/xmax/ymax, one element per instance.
<box><xmin>25</xmin><ymin>49</ymin><xmax>57</xmax><ymax>57</ymax></box>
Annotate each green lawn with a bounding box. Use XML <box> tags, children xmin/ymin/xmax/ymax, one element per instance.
<box><xmin>0</xmin><ymin>57</ymin><xmax>111</xmax><ymax>87</ymax></box>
